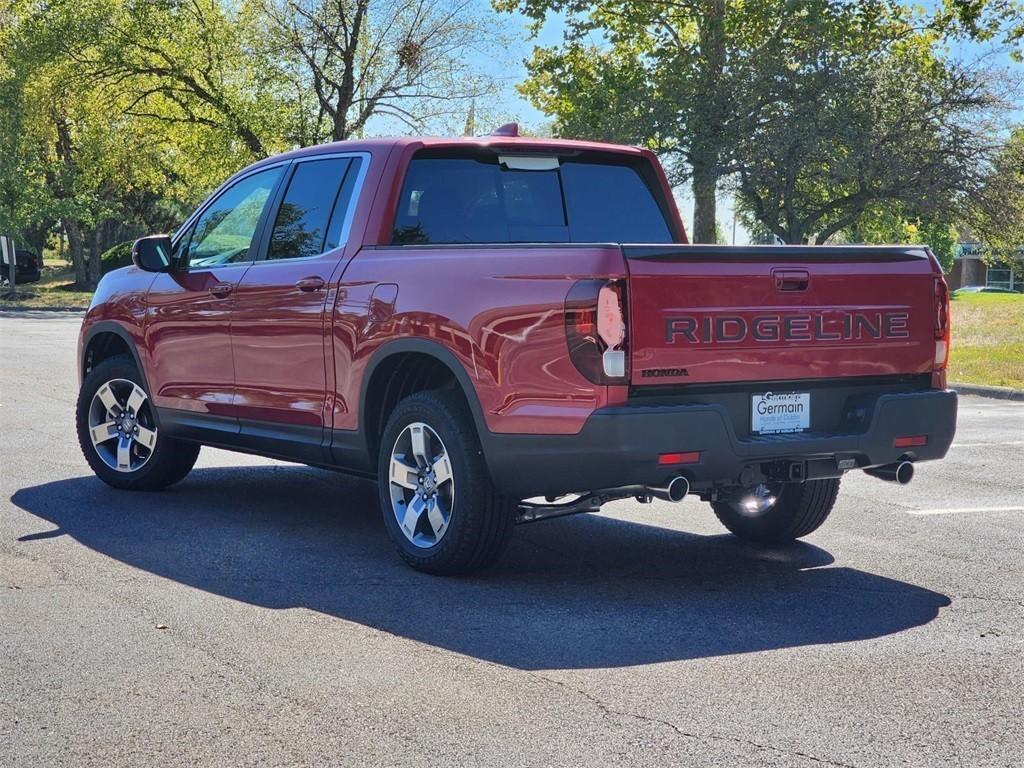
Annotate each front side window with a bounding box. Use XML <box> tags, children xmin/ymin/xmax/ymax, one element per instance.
<box><xmin>267</xmin><ymin>158</ymin><xmax>353</xmax><ymax>260</ymax></box>
<box><xmin>186</xmin><ymin>167</ymin><xmax>283</xmax><ymax>268</ymax></box>
<box><xmin>391</xmin><ymin>153</ymin><xmax>673</xmax><ymax>245</ymax></box>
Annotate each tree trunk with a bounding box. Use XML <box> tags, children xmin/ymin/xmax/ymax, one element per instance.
<box><xmin>63</xmin><ymin>218</ymin><xmax>88</xmax><ymax>288</ymax></box>
<box><xmin>688</xmin><ymin>0</ymin><xmax>727</xmax><ymax>244</ymax></box>
<box><xmin>691</xmin><ymin>167</ymin><xmax>718</xmax><ymax>244</ymax></box>
<box><xmin>88</xmin><ymin>227</ymin><xmax>104</xmax><ymax>288</ymax></box>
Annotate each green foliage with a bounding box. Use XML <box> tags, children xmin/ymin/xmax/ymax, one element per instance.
<box><xmin>967</xmin><ymin>129</ymin><xmax>1024</xmax><ymax>265</ymax></box>
<box><xmin>1</xmin><ymin>0</ymin><xmax>506</xmax><ymax>288</ymax></box>
<box><xmin>842</xmin><ymin>206</ymin><xmax>960</xmax><ymax>272</ymax></box>
<box><xmin>100</xmin><ymin>241</ymin><xmax>134</xmax><ymax>274</ymax></box>
<box><xmin>501</xmin><ymin>0</ymin><xmax>1021</xmax><ymax>244</ymax></box>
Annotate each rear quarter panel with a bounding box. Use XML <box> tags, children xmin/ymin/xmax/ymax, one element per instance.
<box><xmin>332</xmin><ymin>245</ymin><xmax>627</xmax><ymax>435</ymax></box>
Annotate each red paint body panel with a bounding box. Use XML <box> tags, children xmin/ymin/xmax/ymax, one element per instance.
<box><xmin>230</xmin><ymin>256</ymin><xmax>342</xmax><ymax>427</ymax></box>
<box><xmin>627</xmin><ymin>254</ymin><xmax>941</xmax><ymax>386</ymax></box>
<box><xmin>332</xmin><ymin>245</ymin><xmax>627</xmax><ymax>434</ymax></box>
<box><xmin>144</xmin><ymin>265</ymin><xmax>247</xmax><ymax>415</ymax></box>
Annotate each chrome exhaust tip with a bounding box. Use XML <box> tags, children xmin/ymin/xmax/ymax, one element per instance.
<box><xmin>865</xmin><ymin>460</ymin><xmax>914</xmax><ymax>485</ymax></box>
<box><xmin>649</xmin><ymin>475</ymin><xmax>689</xmax><ymax>503</ymax></box>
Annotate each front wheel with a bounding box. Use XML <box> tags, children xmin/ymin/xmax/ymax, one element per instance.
<box><xmin>378</xmin><ymin>390</ymin><xmax>515</xmax><ymax>575</ymax></box>
<box><xmin>76</xmin><ymin>355</ymin><xmax>200</xmax><ymax>491</ymax></box>
<box><xmin>711</xmin><ymin>478</ymin><xmax>840</xmax><ymax>543</ymax></box>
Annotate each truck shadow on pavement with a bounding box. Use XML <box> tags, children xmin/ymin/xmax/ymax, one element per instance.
<box><xmin>11</xmin><ymin>465</ymin><xmax>951</xmax><ymax>671</ymax></box>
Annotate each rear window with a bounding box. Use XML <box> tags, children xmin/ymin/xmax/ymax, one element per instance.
<box><xmin>392</xmin><ymin>154</ymin><xmax>674</xmax><ymax>245</ymax></box>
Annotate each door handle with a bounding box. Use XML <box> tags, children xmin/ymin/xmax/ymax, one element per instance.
<box><xmin>296</xmin><ymin>276</ymin><xmax>326</xmax><ymax>292</ymax></box>
<box><xmin>772</xmin><ymin>269</ymin><xmax>809</xmax><ymax>292</ymax></box>
<box><xmin>209</xmin><ymin>282</ymin><xmax>234</xmax><ymax>298</ymax></box>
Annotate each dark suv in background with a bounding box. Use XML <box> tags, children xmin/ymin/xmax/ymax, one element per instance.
<box><xmin>1</xmin><ymin>244</ymin><xmax>42</xmax><ymax>285</ymax></box>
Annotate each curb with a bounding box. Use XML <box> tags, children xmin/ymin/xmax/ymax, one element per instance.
<box><xmin>950</xmin><ymin>382</ymin><xmax>1024</xmax><ymax>401</ymax></box>
<box><xmin>0</xmin><ymin>305</ymin><xmax>88</xmax><ymax>313</ymax></box>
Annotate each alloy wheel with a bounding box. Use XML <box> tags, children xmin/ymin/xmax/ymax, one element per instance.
<box><xmin>88</xmin><ymin>378</ymin><xmax>158</xmax><ymax>473</ymax></box>
<box><xmin>388</xmin><ymin>422</ymin><xmax>455</xmax><ymax>548</ymax></box>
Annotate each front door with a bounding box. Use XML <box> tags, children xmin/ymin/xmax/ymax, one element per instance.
<box><xmin>230</xmin><ymin>156</ymin><xmax>364</xmax><ymax>461</ymax></box>
<box><xmin>146</xmin><ymin>166</ymin><xmax>285</xmax><ymax>431</ymax></box>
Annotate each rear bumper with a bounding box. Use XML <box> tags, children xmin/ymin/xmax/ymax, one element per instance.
<box><xmin>483</xmin><ymin>389</ymin><xmax>958</xmax><ymax>498</ymax></box>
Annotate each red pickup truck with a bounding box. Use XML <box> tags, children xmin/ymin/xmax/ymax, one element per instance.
<box><xmin>76</xmin><ymin>126</ymin><xmax>958</xmax><ymax>574</ymax></box>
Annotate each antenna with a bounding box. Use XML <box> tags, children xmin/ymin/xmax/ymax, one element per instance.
<box><xmin>488</xmin><ymin>122</ymin><xmax>519</xmax><ymax>137</ymax></box>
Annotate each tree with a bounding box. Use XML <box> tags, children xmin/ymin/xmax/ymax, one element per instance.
<box><xmin>501</xmin><ymin>0</ymin><xmax>1024</xmax><ymax>243</ymax></box>
<box><xmin>70</xmin><ymin>0</ymin><xmax>291</xmax><ymax>162</ymax></box>
<box><xmin>838</xmin><ymin>205</ymin><xmax>961</xmax><ymax>272</ymax></box>
<box><xmin>0</xmin><ymin>0</ymin><xmax>273</xmax><ymax>288</ymax></box>
<box><xmin>262</xmin><ymin>0</ymin><xmax>506</xmax><ymax>143</ymax></box>
<box><xmin>731</xmin><ymin>29</ymin><xmax>1004</xmax><ymax>244</ymax></box>
<box><xmin>504</xmin><ymin>0</ymin><xmax>796</xmax><ymax>242</ymax></box>
<box><xmin>967</xmin><ymin>128</ymin><xmax>1024</xmax><ymax>263</ymax></box>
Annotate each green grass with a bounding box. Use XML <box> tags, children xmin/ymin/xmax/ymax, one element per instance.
<box><xmin>948</xmin><ymin>292</ymin><xmax>1024</xmax><ymax>389</ymax></box>
<box><xmin>0</xmin><ymin>262</ymin><xmax>93</xmax><ymax>309</ymax></box>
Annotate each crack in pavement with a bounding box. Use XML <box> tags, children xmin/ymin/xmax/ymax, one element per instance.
<box><xmin>529</xmin><ymin>672</ymin><xmax>861</xmax><ymax>768</ymax></box>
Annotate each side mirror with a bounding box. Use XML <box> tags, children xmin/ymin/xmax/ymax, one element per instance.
<box><xmin>131</xmin><ymin>235</ymin><xmax>173</xmax><ymax>272</ymax></box>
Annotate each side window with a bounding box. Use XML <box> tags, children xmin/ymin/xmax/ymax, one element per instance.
<box><xmin>186</xmin><ymin>167</ymin><xmax>283</xmax><ymax>268</ymax></box>
<box><xmin>267</xmin><ymin>158</ymin><xmax>352</xmax><ymax>260</ymax></box>
<box><xmin>324</xmin><ymin>158</ymin><xmax>362</xmax><ymax>251</ymax></box>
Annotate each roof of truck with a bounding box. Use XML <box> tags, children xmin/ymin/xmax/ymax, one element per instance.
<box><xmin>251</xmin><ymin>127</ymin><xmax>648</xmax><ymax>169</ymax></box>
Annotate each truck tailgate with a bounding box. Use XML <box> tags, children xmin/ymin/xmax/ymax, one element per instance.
<box><xmin>625</xmin><ymin>245</ymin><xmax>939</xmax><ymax>387</ymax></box>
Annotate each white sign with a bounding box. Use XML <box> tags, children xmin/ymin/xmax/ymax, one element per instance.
<box><xmin>752</xmin><ymin>392</ymin><xmax>810</xmax><ymax>434</ymax></box>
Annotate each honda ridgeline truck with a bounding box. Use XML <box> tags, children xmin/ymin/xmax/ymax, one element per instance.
<box><xmin>76</xmin><ymin>125</ymin><xmax>958</xmax><ymax>574</ymax></box>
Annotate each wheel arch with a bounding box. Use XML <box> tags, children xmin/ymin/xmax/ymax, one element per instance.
<box><xmin>81</xmin><ymin>321</ymin><xmax>151</xmax><ymax>394</ymax></box>
<box><xmin>360</xmin><ymin>339</ymin><xmax>491</xmax><ymax>464</ymax></box>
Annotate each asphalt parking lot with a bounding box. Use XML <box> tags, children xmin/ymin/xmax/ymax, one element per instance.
<box><xmin>1</xmin><ymin>311</ymin><xmax>1022</xmax><ymax>767</ymax></box>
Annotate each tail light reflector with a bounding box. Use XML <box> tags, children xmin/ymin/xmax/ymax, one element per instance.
<box><xmin>658</xmin><ymin>451</ymin><xmax>701</xmax><ymax>465</ymax></box>
<box><xmin>894</xmin><ymin>435</ymin><xmax>927</xmax><ymax>448</ymax></box>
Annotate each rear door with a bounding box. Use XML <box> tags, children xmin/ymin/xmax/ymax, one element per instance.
<box><xmin>229</xmin><ymin>154</ymin><xmax>365</xmax><ymax>461</ymax></box>
<box><xmin>625</xmin><ymin>245</ymin><xmax>938</xmax><ymax>388</ymax></box>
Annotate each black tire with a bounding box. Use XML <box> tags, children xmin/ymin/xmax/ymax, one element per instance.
<box><xmin>377</xmin><ymin>390</ymin><xmax>515</xmax><ymax>575</ymax></box>
<box><xmin>76</xmin><ymin>355</ymin><xmax>200</xmax><ymax>491</ymax></box>
<box><xmin>711</xmin><ymin>478</ymin><xmax>840</xmax><ymax>543</ymax></box>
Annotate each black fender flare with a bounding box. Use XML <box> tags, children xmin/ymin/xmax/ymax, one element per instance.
<box><xmin>359</xmin><ymin>337</ymin><xmax>493</xmax><ymax>457</ymax></box>
<box><xmin>80</xmin><ymin>320</ymin><xmax>151</xmax><ymax>395</ymax></box>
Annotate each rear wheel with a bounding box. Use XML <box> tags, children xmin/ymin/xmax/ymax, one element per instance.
<box><xmin>378</xmin><ymin>390</ymin><xmax>514</xmax><ymax>575</ymax></box>
<box><xmin>711</xmin><ymin>478</ymin><xmax>840</xmax><ymax>543</ymax></box>
<box><xmin>76</xmin><ymin>355</ymin><xmax>200</xmax><ymax>491</ymax></box>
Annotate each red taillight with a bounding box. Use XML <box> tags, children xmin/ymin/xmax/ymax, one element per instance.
<box><xmin>933</xmin><ymin>276</ymin><xmax>950</xmax><ymax>369</ymax></box>
<box><xmin>565</xmin><ymin>279</ymin><xmax>628</xmax><ymax>384</ymax></box>
<box><xmin>573</xmin><ymin>308</ymin><xmax>595</xmax><ymax>338</ymax></box>
<box><xmin>658</xmin><ymin>451</ymin><xmax>701</xmax><ymax>465</ymax></box>
<box><xmin>894</xmin><ymin>435</ymin><xmax>928</xmax><ymax>448</ymax></box>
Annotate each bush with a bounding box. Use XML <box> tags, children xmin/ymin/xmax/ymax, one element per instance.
<box><xmin>100</xmin><ymin>241</ymin><xmax>134</xmax><ymax>274</ymax></box>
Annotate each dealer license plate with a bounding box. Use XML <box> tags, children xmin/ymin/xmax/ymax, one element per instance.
<box><xmin>751</xmin><ymin>392</ymin><xmax>810</xmax><ymax>434</ymax></box>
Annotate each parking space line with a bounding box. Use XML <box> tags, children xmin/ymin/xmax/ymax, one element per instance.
<box><xmin>950</xmin><ymin>441</ymin><xmax>1024</xmax><ymax>448</ymax></box>
<box><xmin>906</xmin><ymin>506</ymin><xmax>1024</xmax><ymax>516</ymax></box>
